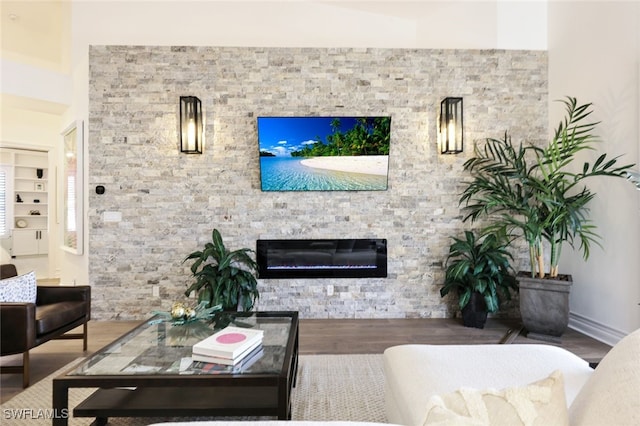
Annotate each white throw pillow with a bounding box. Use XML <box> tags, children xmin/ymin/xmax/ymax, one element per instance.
<box><xmin>569</xmin><ymin>328</ymin><xmax>640</xmax><ymax>426</ymax></box>
<box><xmin>0</xmin><ymin>271</ymin><xmax>37</xmax><ymax>303</ymax></box>
<box><xmin>422</xmin><ymin>370</ymin><xmax>568</xmax><ymax>426</ymax></box>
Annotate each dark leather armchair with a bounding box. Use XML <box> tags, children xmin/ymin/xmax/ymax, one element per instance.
<box><xmin>0</xmin><ymin>264</ymin><xmax>91</xmax><ymax>387</ymax></box>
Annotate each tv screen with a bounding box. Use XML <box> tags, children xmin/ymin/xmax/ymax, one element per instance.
<box><xmin>257</xmin><ymin>116</ymin><xmax>391</xmax><ymax>191</ymax></box>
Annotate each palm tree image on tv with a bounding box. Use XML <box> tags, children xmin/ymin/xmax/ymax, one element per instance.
<box><xmin>258</xmin><ymin>116</ymin><xmax>391</xmax><ymax>191</ymax></box>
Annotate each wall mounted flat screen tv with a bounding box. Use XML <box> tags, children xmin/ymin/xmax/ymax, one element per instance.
<box><xmin>258</xmin><ymin>116</ymin><xmax>391</xmax><ymax>191</ymax></box>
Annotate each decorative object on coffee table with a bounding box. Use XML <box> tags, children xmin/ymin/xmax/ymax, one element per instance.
<box><xmin>191</xmin><ymin>325</ymin><xmax>264</xmax><ymax>365</ymax></box>
<box><xmin>151</xmin><ymin>301</ymin><xmax>222</xmax><ymax>325</ymax></box>
<box><xmin>440</xmin><ymin>230</ymin><xmax>517</xmax><ymax>329</ymax></box>
<box><xmin>184</xmin><ymin>229</ymin><xmax>259</xmax><ymax>311</ymax></box>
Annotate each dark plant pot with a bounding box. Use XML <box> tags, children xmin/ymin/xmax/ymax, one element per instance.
<box><xmin>518</xmin><ymin>272</ymin><xmax>572</xmax><ymax>343</ymax></box>
<box><xmin>461</xmin><ymin>292</ymin><xmax>488</xmax><ymax>329</ymax></box>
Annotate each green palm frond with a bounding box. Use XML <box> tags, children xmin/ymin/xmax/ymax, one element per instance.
<box><xmin>460</xmin><ymin>97</ymin><xmax>634</xmax><ymax>278</ymax></box>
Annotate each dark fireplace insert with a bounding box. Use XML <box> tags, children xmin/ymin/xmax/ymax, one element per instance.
<box><xmin>256</xmin><ymin>239</ymin><xmax>387</xmax><ymax>279</ymax></box>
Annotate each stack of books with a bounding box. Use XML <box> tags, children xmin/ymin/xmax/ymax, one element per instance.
<box><xmin>192</xmin><ymin>326</ymin><xmax>264</xmax><ymax>366</ymax></box>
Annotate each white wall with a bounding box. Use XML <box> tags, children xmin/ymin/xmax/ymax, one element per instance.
<box><xmin>70</xmin><ymin>1</ymin><xmax>545</xmax><ymax>52</ymax></box>
<box><xmin>549</xmin><ymin>1</ymin><xmax>640</xmax><ymax>344</ymax></box>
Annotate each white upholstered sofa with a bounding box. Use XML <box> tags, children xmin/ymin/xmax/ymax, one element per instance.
<box><xmin>384</xmin><ymin>328</ymin><xmax>640</xmax><ymax>425</ymax></box>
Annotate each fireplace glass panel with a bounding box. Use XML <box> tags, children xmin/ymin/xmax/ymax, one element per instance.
<box><xmin>256</xmin><ymin>239</ymin><xmax>387</xmax><ymax>279</ymax></box>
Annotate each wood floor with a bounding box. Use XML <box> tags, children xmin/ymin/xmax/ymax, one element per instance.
<box><xmin>0</xmin><ymin>317</ymin><xmax>612</xmax><ymax>404</ymax></box>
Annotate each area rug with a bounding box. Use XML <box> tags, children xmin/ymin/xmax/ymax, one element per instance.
<box><xmin>0</xmin><ymin>354</ymin><xmax>387</xmax><ymax>425</ymax></box>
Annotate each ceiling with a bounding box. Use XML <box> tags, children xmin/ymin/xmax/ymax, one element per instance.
<box><xmin>1</xmin><ymin>0</ymin><xmax>68</xmax><ymax>71</ymax></box>
<box><xmin>1</xmin><ymin>1</ymin><xmax>69</xmax><ymax>114</ymax></box>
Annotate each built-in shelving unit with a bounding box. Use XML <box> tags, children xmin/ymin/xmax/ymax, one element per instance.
<box><xmin>5</xmin><ymin>150</ymin><xmax>49</xmax><ymax>256</ymax></box>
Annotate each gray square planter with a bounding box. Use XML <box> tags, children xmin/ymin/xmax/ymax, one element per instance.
<box><xmin>518</xmin><ymin>273</ymin><xmax>573</xmax><ymax>343</ymax></box>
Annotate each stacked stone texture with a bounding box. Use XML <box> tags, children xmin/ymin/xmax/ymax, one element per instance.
<box><xmin>89</xmin><ymin>46</ymin><xmax>547</xmax><ymax>320</ymax></box>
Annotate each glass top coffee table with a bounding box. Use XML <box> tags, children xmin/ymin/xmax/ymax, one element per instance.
<box><xmin>52</xmin><ymin>311</ymin><xmax>299</xmax><ymax>426</ymax></box>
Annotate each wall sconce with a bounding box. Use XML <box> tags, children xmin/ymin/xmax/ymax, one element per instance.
<box><xmin>439</xmin><ymin>97</ymin><xmax>463</xmax><ymax>154</ymax></box>
<box><xmin>180</xmin><ymin>96</ymin><xmax>203</xmax><ymax>154</ymax></box>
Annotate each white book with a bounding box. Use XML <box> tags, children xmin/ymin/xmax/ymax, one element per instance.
<box><xmin>192</xmin><ymin>343</ymin><xmax>264</xmax><ymax>367</ymax></box>
<box><xmin>192</xmin><ymin>326</ymin><xmax>264</xmax><ymax>360</ymax></box>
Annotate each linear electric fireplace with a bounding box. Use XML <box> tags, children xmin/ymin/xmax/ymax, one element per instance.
<box><xmin>256</xmin><ymin>239</ymin><xmax>387</xmax><ymax>279</ymax></box>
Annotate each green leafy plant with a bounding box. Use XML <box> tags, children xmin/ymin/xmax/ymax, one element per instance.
<box><xmin>183</xmin><ymin>229</ymin><xmax>259</xmax><ymax>311</ymax></box>
<box><xmin>440</xmin><ymin>230</ymin><xmax>517</xmax><ymax>313</ymax></box>
<box><xmin>460</xmin><ymin>97</ymin><xmax>633</xmax><ymax>278</ymax></box>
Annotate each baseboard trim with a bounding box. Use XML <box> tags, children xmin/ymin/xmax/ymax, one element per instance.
<box><xmin>569</xmin><ymin>312</ymin><xmax>627</xmax><ymax>346</ymax></box>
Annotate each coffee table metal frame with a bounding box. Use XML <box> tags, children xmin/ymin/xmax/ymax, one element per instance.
<box><xmin>52</xmin><ymin>311</ymin><xmax>299</xmax><ymax>426</ymax></box>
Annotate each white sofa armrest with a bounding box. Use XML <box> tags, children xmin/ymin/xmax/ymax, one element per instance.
<box><xmin>569</xmin><ymin>328</ymin><xmax>640</xmax><ymax>425</ymax></box>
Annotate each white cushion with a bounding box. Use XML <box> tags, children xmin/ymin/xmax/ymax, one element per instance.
<box><xmin>0</xmin><ymin>270</ymin><xmax>36</xmax><ymax>303</ymax></box>
<box><xmin>384</xmin><ymin>344</ymin><xmax>593</xmax><ymax>426</ymax></box>
<box><xmin>422</xmin><ymin>370</ymin><xmax>568</xmax><ymax>426</ymax></box>
<box><xmin>569</xmin><ymin>328</ymin><xmax>640</xmax><ymax>426</ymax></box>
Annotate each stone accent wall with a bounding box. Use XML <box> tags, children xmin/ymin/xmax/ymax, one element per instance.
<box><xmin>89</xmin><ymin>46</ymin><xmax>547</xmax><ymax>320</ymax></box>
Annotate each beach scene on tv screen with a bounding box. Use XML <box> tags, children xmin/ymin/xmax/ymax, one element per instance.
<box><xmin>258</xmin><ymin>116</ymin><xmax>391</xmax><ymax>191</ymax></box>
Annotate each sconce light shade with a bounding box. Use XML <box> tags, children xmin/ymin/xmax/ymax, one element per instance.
<box><xmin>180</xmin><ymin>96</ymin><xmax>203</xmax><ymax>154</ymax></box>
<box><xmin>439</xmin><ymin>97</ymin><xmax>463</xmax><ymax>154</ymax></box>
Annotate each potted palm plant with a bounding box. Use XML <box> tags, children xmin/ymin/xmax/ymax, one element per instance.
<box><xmin>440</xmin><ymin>230</ymin><xmax>518</xmax><ymax>329</ymax></box>
<box><xmin>184</xmin><ymin>229</ymin><xmax>259</xmax><ymax>311</ymax></box>
<box><xmin>460</xmin><ymin>97</ymin><xmax>633</xmax><ymax>340</ymax></box>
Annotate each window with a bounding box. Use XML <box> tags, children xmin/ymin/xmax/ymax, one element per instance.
<box><xmin>0</xmin><ymin>165</ymin><xmax>13</xmax><ymax>238</ymax></box>
<box><xmin>62</xmin><ymin>121</ymin><xmax>83</xmax><ymax>254</ymax></box>
<box><xmin>66</xmin><ymin>175</ymin><xmax>76</xmax><ymax>232</ymax></box>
